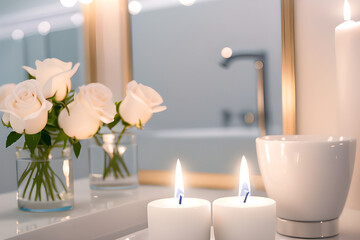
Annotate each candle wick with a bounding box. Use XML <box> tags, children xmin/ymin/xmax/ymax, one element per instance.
<box><xmin>179</xmin><ymin>195</ymin><xmax>183</xmax><ymax>205</ymax></box>
<box><xmin>243</xmin><ymin>192</ymin><xmax>250</xmax><ymax>203</ymax></box>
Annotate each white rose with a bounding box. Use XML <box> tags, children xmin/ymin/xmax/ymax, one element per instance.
<box><xmin>58</xmin><ymin>83</ymin><xmax>116</xmax><ymax>139</ymax></box>
<box><xmin>0</xmin><ymin>83</ymin><xmax>16</xmax><ymax>109</ymax></box>
<box><xmin>23</xmin><ymin>58</ymin><xmax>80</xmax><ymax>101</ymax></box>
<box><xmin>0</xmin><ymin>80</ymin><xmax>52</xmax><ymax>134</ymax></box>
<box><xmin>119</xmin><ymin>80</ymin><xmax>166</xmax><ymax>128</ymax></box>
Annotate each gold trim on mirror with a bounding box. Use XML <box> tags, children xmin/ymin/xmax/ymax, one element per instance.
<box><xmin>139</xmin><ymin>170</ymin><xmax>265</xmax><ymax>190</ymax></box>
<box><xmin>82</xmin><ymin>1</ymin><xmax>97</xmax><ymax>84</ymax></box>
<box><xmin>82</xmin><ymin>0</ymin><xmax>132</xmax><ymax>94</ymax></box>
<box><xmin>282</xmin><ymin>0</ymin><xmax>297</xmax><ymax>135</ymax></box>
<box><xmin>119</xmin><ymin>0</ymin><xmax>133</xmax><ymax>86</ymax></box>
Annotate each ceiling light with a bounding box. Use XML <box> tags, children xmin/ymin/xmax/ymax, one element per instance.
<box><xmin>38</xmin><ymin>21</ymin><xmax>51</xmax><ymax>36</ymax></box>
<box><xmin>11</xmin><ymin>29</ymin><xmax>24</xmax><ymax>40</ymax></box>
<box><xmin>71</xmin><ymin>13</ymin><xmax>84</xmax><ymax>26</ymax></box>
<box><xmin>128</xmin><ymin>1</ymin><xmax>142</xmax><ymax>15</ymax></box>
<box><xmin>179</xmin><ymin>0</ymin><xmax>196</xmax><ymax>6</ymax></box>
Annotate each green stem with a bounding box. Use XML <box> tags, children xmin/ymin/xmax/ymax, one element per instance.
<box><xmin>22</xmin><ymin>164</ymin><xmax>36</xmax><ymax>199</ymax></box>
<box><xmin>28</xmin><ymin>168</ymin><xmax>37</xmax><ymax>201</ymax></box>
<box><xmin>42</xmin><ymin>171</ymin><xmax>50</xmax><ymax>201</ymax></box>
<box><xmin>116</xmin><ymin>126</ymin><xmax>127</xmax><ymax>146</ymax></box>
<box><xmin>48</xmin><ymin>166</ymin><xmax>68</xmax><ymax>193</ymax></box>
<box><xmin>43</xmin><ymin>164</ymin><xmax>55</xmax><ymax>201</ymax></box>
<box><xmin>19</xmin><ymin>146</ymin><xmax>69</xmax><ymax>202</ymax></box>
<box><xmin>34</xmin><ymin>164</ymin><xmax>42</xmax><ymax>201</ymax></box>
<box><xmin>116</xmin><ymin>152</ymin><xmax>130</xmax><ymax>176</ymax></box>
<box><xmin>102</xmin><ymin>151</ymin><xmax>108</xmax><ymax>180</ymax></box>
<box><xmin>49</xmin><ymin>169</ymin><xmax>60</xmax><ymax>198</ymax></box>
<box><xmin>93</xmin><ymin>134</ymin><xmax>101</xmax><ymax>146</ymax></box>
<box><xmin>18</xmin><ymin>163</ymin><xmax>31</xmax><ymax>187</ymax></box>
<box><xmin>94</xmin><ymin>126</ymin><xmax>129</xmax><ymax>181</ymax></box>
<box><xmin>112</xmin><ymin>157</ymin><xmax>124</xmax><ymax>178</ymax></box>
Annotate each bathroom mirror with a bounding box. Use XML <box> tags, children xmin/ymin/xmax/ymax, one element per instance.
<box><xmin>0</xmin><ymin>0</ymin><xmax>295</xmax><ymax>193</ymax></box>
<box><xmin>129</xmin><ymin>0</ymin><xmax>296</xmax><ymax>188</ymax></box>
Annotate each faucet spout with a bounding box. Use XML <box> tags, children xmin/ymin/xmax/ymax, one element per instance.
<box><xmin>220</xmin><ymin>52</ymin><xmax>264</xmax><ymax>68</ymax></box>
<box><xmin>220</xmin><ymin>51</ymin><xmax>267</xmax><ymax>136</ymax></box>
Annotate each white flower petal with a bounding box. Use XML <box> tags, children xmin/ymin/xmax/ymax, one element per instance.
<box><xmin>23</xmin><ymin>108</ymin><xmax>48</xmax><ymax>134</ymax></box>
<box><xmin>152</xmin><ymin>105</ymin><xmax>167</xmax><ymax>113</ymax></box>
<box><xmin>22</xmin><ymin>66</ymin><xmax>37</xmax><ymax>77</ymax></box>
<box><xmin>2</xmin><ymin>113</ymin><xmax>10</xmax><ymax>125</ymax></box>
<box><xmin>44</xmin><ymin>58</ymin><xmax>72</xmax><ymax>71</ymax></box>
<box><xmin>41</xmin><ymin>61</ymin><xmax>79</xmax><ymax>101</ymax></box>
<box><xmin>77</xmin><ymin>83</ymin><xmax>116</xmax><ymax>124</ymax></box>
<box><xmin>68</xmin><ymin>62</ymin><xmax>80</xmax><ymax>78</ymax></box>
<box><xmin>58</xmin><ymin>97</ymin><xmax>102</xmax><ymax>139</ymax></box>
<box><xmin>2</xmin><ymin>80</ymin><xmax>51</xmax><ymax>134</ymax></box>
<box><xmin>138</xmin><ymin>83</ymin><xmax>164</xmax><ymax>106</ymax></box>
<box><xmin>43</xmin><ymin>73</ymin><xmax>71</xmax><ymax>100</ymax></box>
<box><xmin>24</xmin><ymin>99</ymin><xmax>52</xmax><ymax>120</ymax></box>
<box><xmin>119</xmin><ymin>91</ymin><xmax>153</xmax><ymax>126</ymax></box>
<box><xmin>36</xmin><ymin>62</ymin><xmax>64</xmax><ymax>86</ymax></box>
<box><xmin>0</xmin><ymin>83</ymin><xmax>15</xmax><ymax>109</ymax></box>
<box><xmin>98</xmin><ymin>101</ymin><xmax>117</xmax><ymax>123</ymax></box>
<box><xmin>28</xmin><ymin>59</ymin><xmax>79</xmax><ymax>101</ymax></box>
<box><xmin>126</xmin><ymin>80</ymin><xmax>139</xmax><ymax>92</ymax></box>
<box><xmin>9</xmin><ymin>114</ymin><xmax>25</xmax><ymax>134</ymax></box>
<box><xmin>120</xmin><ymin>80</ymin><xmax>166</xmax><ymax>127</ymax></box>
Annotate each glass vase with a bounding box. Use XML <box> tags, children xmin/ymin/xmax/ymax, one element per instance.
<box><xmin>89</xmin><ymin>132</ymin><xmax>138</xmax><ymax>190</ymax></box>
<box><xmin>16</xmin><ymin>146</ymin><xmax>74</xmax><ymax>212</ymax></box>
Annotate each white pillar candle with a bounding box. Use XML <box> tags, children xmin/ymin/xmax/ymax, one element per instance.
<box><xmin>335</xmin><ymin>0</ymin><xmax>360</xmax><ymax>210</ymax></box>
<box><xmin>148</xmin><ymin>198</ymin><xmax>211</xmax><ymax>240</ymax></box>
<box><xmin>147</xmin><ymin>160</ymin><xmax>211</xmax><ymax>240</ymax></box>
<box><xmin>213</xmin><ymin>156</ymin><xmax>276</xmax><ymax>240</ymax></box>
<box><xmin>213</xmin><ymin>196</ymin><xmax>275</xmax><ymax>240</ymax></box>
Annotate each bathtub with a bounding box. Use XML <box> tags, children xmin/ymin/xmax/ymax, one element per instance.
<box><xmin>136</xmin><ymin>127</ymin><xmax>261</xmax><ymax>175</ymax></box>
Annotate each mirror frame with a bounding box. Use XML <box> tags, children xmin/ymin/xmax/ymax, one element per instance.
<box><xmin>82</xmin><ymin>0</ymin><xmax>296</xmax><ymax>190</ymax></box>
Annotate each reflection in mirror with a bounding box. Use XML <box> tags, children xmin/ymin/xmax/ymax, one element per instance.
<box><xmin>0</xmin><ymin>0</ymin><xmax>86</xmax><ymax>193</ymax></box>
<box><xmin>0</xmin><ymin>0</ymin><xmax>283</xmax><ymax>194</ymax></box>
<box><xmin>131</xmin><ymin>0</ymin><xmax>282</xmax><ymax>176</ymax></box>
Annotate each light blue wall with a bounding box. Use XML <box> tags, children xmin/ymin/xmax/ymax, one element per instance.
<box><xmin>0</xmin><ymin>40</ymin><xmax>27</xmax><ymax>84</ymax></box>
<box><xmin>0</xmin><ymin>28</ymin><xmax>85</xmax><ymax>87</ymax></box>
<box><xmin>0</xmin><ymin>0</ymin><xmax>60</xmax><ymax>15</ymax></box>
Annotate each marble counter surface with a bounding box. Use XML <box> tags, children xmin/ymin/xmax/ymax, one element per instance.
<box><xmin>0</xmin><ymin>178</ymin><xmax>359</xmax><ymax>240</ymax></box>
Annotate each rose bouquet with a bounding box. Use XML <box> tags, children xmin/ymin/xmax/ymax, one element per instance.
<box><xmin>0</xmin><ymin>58</ymin><xmax>117</xmax><ymax>209</ymax></box>
<box><xmin>89</xmin><ymin>80</ymin><xmax>166</xmax><ymax>188</ymax></box>
<box><xmin>0</xmin><ymin>58</ymin><xmax>167</xmax><ymax>206</ymax></box>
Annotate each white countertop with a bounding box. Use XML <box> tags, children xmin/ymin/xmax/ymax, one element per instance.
<box><xmin>117</xmin><ymin>209</ymin><xmax>360</xmax><ymax>240</ymax></box>
<box><xmin>0</xmin><ymin>178</ymin><xmax>171</xmax><ymax>240</ymax></box>
<box><xmin>0</xmin><ymin>178</ymin><xmax>359</xmax><ymax>240</ymax></box>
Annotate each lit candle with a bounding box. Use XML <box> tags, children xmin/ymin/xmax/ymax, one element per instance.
<box><xmin>147</xmin><ymin>160</ymin><xmax>211</xmax><ymax>240</ymax></box>
<box><xmin>213</xmin><ymin>156</ymin><xmax>276</xmax><ymax>240</ymax></box>
<box><xmin>335</xmin><ymin>0</ymin><xmax>360</xmax><ymax>209</ymax></box>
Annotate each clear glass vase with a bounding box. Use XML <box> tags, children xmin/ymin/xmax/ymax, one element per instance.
<box><xmin>89</xmin><ymin>132</ymin><xmax>138</xmax><ymax>190</ymax></box>
<box><xmin>16</xmin><ymin>146</ymin><xmax>74</xmax><ymax>212</ymax></box>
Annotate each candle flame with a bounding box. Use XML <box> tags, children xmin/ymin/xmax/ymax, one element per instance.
<box><xmin>239</xmin><ymin>156</ymin><xmax>251</xmax><ymax>197</ymax></box>
<box><xmin>344</xmin><ymin>0</ymin><xmax>351</xmax><ymax>21</ymax></box>
<box><xmin>174</xmin><ymin>159</ymin><xmax>184</xmax><ymax>202</ymax></box>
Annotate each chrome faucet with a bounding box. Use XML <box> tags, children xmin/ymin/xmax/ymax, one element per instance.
<box><xmin>222</xmin><ymin>109</ymin><xmax>232</xmax><ymax>127</ymax></box>
<box><xmin>220</xmin><ymin>52</ymin><xmax>266</xmax><ymax>136</ymax></box>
